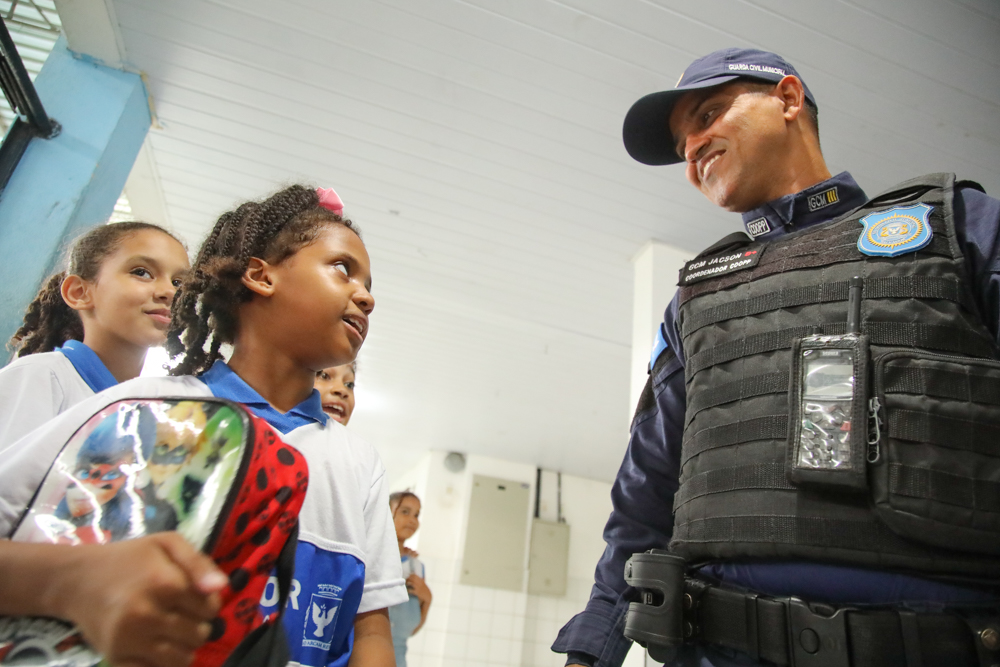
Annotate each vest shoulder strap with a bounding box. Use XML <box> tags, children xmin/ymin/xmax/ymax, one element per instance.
<box><xmin>692</xmin><ymin>231</ymin><xmax>753</xmax><ymax>260</ymax></box>
<box><xmin>956</xmin><ymin>179</ymin><xmax>986</xmax><ymax>194</ymax></box>
<box><xmin>865</xmin><ymin>172</ymin><xmax>954</xmax><ymax>209</ymax></box>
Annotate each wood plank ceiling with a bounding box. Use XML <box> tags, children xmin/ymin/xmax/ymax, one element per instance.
<box><xmin>107</xmin><ymin>0</ymin><xmax>1000</xmax><ymax>482</ymax></box>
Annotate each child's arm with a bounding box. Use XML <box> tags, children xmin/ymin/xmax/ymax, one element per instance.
<box><xmin>405</xmin><ymin>574</ymin><xmax>432</xmax><ymax>635</ymax></box>
<box><xmin>0</xmin><ymin>533</ymin><xmax>227</xmax><ymax>667</ymax></box>
<box><xmin>347</xmin><ymin>609</ymin><xmax>395</xmax><ymax>667</ymax></box>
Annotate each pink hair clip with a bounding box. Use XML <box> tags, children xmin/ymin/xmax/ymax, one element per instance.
<box><xmin>316</xmin><ymin>187</ymin><xmax>344</xmax><ymax>215</ymax></box>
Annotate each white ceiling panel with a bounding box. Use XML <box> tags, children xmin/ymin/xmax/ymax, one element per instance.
<box><xmin>85</xmin><ymin>0</ymin><xmax>1000</xmax><ymax>482</ymax></box>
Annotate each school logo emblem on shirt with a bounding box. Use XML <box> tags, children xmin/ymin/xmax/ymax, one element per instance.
<box><xmin>302</xmin><ymin>589</ymin><xmax>342</xmax><ymax>650</ymax></box>
<box><xmin>857</xmin><ymin>203</ymin><xmax>933</xmax><ymax>257</ymax></box>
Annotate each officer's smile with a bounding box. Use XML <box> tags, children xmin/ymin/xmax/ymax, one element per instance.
<box><xmin>699</xmin><ymin>150</ymin><xmax>724</xmax><ymax>183</ymax></box>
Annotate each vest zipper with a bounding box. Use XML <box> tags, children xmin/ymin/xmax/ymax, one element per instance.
<box><xmin>866</xmin><ymin>396</ymin><xmax>881</xmax><ymax>463</ymax></box>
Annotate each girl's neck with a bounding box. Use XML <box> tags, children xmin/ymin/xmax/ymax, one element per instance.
<box><xmin>227</xmin><ymin>341</ymin><xmax>315</xmax><ymax>414</ymax></box>
<box><xmin>398</xmin><ymin>539</ymin><xmax>406</xmax><ymax>555</ymax></box>
<box><xmin>81</xmin><ymin>331</ymin><xmax>147</xmax><ymax>383</ymax></box>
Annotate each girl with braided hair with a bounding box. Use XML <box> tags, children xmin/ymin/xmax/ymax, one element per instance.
<box><xmin>0</xmin><ymin>222</ymin><xmax>189</xmax><ymax>450</ymax></box>
<box><xmin>0</xmin><ymin>185</ymin><xmax>406</xmax><ymax>667</ymax></box>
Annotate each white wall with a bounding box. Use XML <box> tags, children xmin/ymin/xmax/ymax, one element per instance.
<box><xmin>388</xmin><ymin>451</ymin><xmax>645</xmax><ymax>667</ymax></box>
<box><xmin>629</xmin><ymin>241</ymin><xmax>691</xmax><ymax>414</ymax></box>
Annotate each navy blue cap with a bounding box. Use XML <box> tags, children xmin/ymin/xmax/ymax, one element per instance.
<box><xmin>623</xmin><ymin>47</ymin><xmax>816</xmax><ymax>166</ymax></box>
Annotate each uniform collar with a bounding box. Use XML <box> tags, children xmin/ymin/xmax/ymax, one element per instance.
<box><xmin>741</xmin><ymin>172</ymin><xmax>867</xmax><ymax>240</ymax></box>
<box><xmin>56</xmin><ymin>340</ymin><xmax>118</xmax><ymax>393</ymax></box>
<box><xmin>200</xmin><ymin>360</ymin><xmax>328</xmax><ymax>434</ymax></box>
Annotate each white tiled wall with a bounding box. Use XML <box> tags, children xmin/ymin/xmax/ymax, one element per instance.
<box><xmin>403</xmin><ymin>556</ymin><xmax>531</xmax><ymax>667</ymax></box>
<box><xmin>389</xmin><ymin>451</ymin><xmax>647</xmax><ymax>667</ymax></box>
<box><xmin>520</xmin><ymin>575</ymin><xmax>595</xmax><ymax>666</ymax></box>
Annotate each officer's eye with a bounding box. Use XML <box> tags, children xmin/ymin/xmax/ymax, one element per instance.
<box><xmin>333</xmin><ymin>262</ymin><xmax>348</xmax><ymax>276</ymax></box>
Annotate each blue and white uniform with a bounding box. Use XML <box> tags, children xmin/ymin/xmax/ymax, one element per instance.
<box><xmin>0</xmin><ymin>361</ymin><xmax>407</xmax><ymax>667</ymax></box>
<box><xmin>553</xmin><ymin>172</ymin><xmax>1000</xmax><ymax>667</ymax></box>
<box><xmin>0</xmin><ymin>340</ymin><xmax>117</xmax><ymax>453</ymax></box>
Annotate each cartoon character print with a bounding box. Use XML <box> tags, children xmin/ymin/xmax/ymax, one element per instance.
<box><xmin>53</xmin><ymin>406</ymin><xmax>155</xmax><ymax>544</ymax></box>
<box><xmin>144</xmin><ymin>401</ymin><xmax>210</xmax><ymax>527</ymax></box>
<box><xmin>193</xmin><ymin>418</ymin><xmax>309</xmax><ymax>667</ymax></box>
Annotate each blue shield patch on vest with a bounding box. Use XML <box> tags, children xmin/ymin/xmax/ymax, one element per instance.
<box><xmin>857</xmin><ymin>203</ymin><xmax>933</xmax><ymax>257</ymax></box>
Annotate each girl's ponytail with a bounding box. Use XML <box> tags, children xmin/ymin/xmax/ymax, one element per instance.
<box><xmin>7</xmin><ymin>272</ymin><xmax>84</xmax><ymax>357</ymax></box>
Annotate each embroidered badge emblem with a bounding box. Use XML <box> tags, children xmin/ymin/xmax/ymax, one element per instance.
<box><xmin>857</xmin><ymin>203</ymin><xmax>933</xmax><ymax>257</ymax></box>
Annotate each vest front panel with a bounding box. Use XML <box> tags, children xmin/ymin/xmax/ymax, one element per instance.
<box><xmin>673</xmin><ymin>173</ymin><xmax>1000</xmax><ymax>579</ymax></box>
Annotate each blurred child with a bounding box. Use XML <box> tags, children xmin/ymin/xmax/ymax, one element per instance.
<box><xmin>0</xmin><ymin>222</ymin><xmax>189</xmax><ymax>450</ymax></box>
<box><xmin>0</xmin><ymin>185</ymin><xmax>406</xmax><ymax>667</ymax></box>
<box><xmin>387</xmin><ymin>491</ymin><xmax>432</xmax><ymax>667</ymax></box>
<box><xmin>315</xmin><ymin>362</ymin><xmax>356</xmax><ymax>424</ymax></box>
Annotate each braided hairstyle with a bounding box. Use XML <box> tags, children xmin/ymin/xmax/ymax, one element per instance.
<box><xmin>8</xmin><ymin>222</ymin><xmax>180</xmax><ymax>357</ymax></box>
<box><xmin>166</xmin><ymin>185</ymin><xmax>360</xmax><ymax>377</ymax></box>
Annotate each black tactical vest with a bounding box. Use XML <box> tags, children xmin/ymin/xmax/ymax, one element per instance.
<box><xmin>672</xmin><ymin>173</ymin><xmax>1000</xmax><ymax>580</ymax></box>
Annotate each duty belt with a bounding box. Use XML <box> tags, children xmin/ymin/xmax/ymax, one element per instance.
<box><xmin>683</xmin><ymin>578</ymin><xmax>1000</xmax><ymax>667</ymax></box>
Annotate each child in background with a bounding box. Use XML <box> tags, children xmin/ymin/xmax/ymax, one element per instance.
<box><xmin>0</xmin><ymin>221</ymin><xmax>190</xmax><ymax>451</ymax></box>
<box><xmin>0</xmin><ymin>185</ymin><xmax>406</xmax><ymax>667</ymax></box>
<box><xmin>315</xmin><ymin>362</ymin><xmax>356</xmax><ymax>424</ymax></box>
<box><xmin>387</xmin><ymin>491</ymin><xmax>432</xmax><ymax>667</ymax></box>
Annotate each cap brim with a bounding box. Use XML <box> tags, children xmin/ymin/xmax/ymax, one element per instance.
<box><xmin>622</xmin><ymin>75</ymin><xmax>740</xmax><ymax>166</ymax></box>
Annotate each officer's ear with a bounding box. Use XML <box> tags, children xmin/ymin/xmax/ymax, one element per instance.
<box><xmin>774</xmin><ymin>75</ymin><xmax>805</xmax><ymax>124</ymax></box>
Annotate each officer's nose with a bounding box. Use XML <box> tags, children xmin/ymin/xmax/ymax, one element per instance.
<box><xmin>683</xmin><ymin>131</ymin><xmax>710</xmax><ymax>164</ymax></box>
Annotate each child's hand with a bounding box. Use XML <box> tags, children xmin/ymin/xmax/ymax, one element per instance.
<box><xmin>55</xmin><ymin>533</ymin><xmax>227</xmax><ymax>667</ymax></box>
<box><xmin>401</xmin><ymin>546</ymin><xmax>419</xmax><ymax>559</ymax></box>
<box><xmin>405</xmin><ymin>573</ymin><xmax>432</xmax><ymax>605</ymax></box>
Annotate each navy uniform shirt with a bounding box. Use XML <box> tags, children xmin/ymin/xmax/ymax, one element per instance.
<box><xmin>553</xmin><ymin>172</ymin><xmax>1000</xmax><ymax>666</ymax></box>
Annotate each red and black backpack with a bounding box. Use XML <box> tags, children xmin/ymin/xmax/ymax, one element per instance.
<box><xmin>0</xmin><ymin>397</ymin><xmax>309</xmax><ymax>667</ymax></box>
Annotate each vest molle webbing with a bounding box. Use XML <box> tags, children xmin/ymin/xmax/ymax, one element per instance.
<box><xmin>672</xmin><ymin>173</ymin><xmax>1000</xmax><ymax>580</ymax></box>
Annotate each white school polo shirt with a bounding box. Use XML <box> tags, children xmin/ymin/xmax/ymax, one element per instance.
<box><xmin>0</xmin><ymin>341</ymin><xmax>117</xmax><ymax>453</ymax></box>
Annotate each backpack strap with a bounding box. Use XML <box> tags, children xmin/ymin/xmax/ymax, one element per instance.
<box><xmin>221</xmin><ymin>523</ymin><xmax>298</xmax><ymax>667</ymax></box>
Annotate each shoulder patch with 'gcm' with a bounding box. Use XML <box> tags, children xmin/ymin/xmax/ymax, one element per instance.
<box><xmin>680</xmin><ymin>247</ymin><xmax>762</xmax><ymax>285</ymax></box>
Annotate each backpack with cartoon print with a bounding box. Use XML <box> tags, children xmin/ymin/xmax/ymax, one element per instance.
<box><xmin>0</xmin><ymin>397</ymin><xmax>309</xmax><ymax>667</ymax></box>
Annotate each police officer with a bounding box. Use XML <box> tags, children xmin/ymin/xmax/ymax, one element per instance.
<box><xmin>554</xmin><ymin>48</ymin><xmax>1000</xmax><ymax>667</ymax></box>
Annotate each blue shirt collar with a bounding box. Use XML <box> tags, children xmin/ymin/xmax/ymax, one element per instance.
<box><xmin>199</xmin><ymin>360</ymin><xmax>328</xmax><ymax>434</ymax></box>
<box><xmin>741</xmin><ymin>172</ymin><xmax>868</xmax><ymax>241</ymax></box>
<box><xmin>56</xmin><ymin>340</ymin><xmax>118</xmax><ymax>393</ymax></box>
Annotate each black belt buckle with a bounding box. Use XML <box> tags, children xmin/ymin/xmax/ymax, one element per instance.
<box><xmin>785</xmin><ymin>597</ymin><xmax>852</xmax><ymax>667</ymax></box>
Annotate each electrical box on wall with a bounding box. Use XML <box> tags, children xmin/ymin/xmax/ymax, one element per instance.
<box><xmin>527</xmin><ymin>518</ymin><xmax>570</xmax><ymax>596</ymax></box>
<box><xmin>460</xmin><ymin>474</ymin><xmax>531</xmax><ymax>591</ymax></box>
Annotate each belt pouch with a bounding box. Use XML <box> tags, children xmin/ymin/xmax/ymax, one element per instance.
<box><xmin>623</xmin><ymin>550</ymin><xmax>686</xmax><ymax>662</ymax></box>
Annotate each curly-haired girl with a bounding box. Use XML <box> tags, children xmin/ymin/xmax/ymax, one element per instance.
<box><xmin>0</xmin><ymin>222</ymin><xmax>189</xmax><ymax>450</ymax></box>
